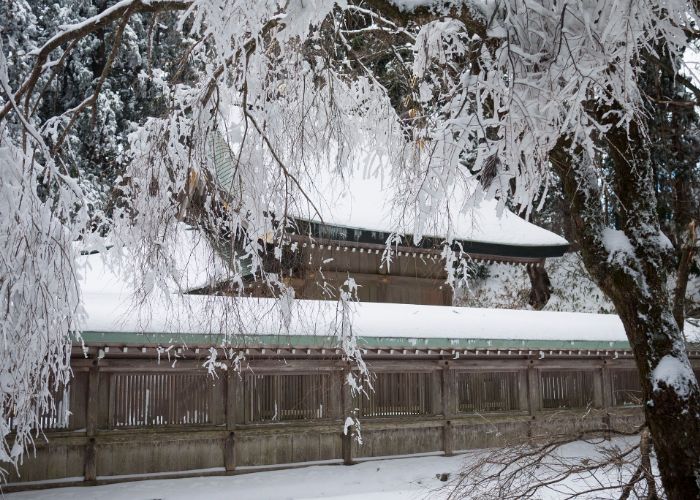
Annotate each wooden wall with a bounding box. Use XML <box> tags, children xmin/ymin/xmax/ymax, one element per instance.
<box><xmin>288</xmin><ymin>245</ymin><xmax>454</xmax><ymax>305</ymax></box>
<box><xmin>4</xmin><ymin>353</ymin><xmax>669</xmax><ymax>490</ymax></box>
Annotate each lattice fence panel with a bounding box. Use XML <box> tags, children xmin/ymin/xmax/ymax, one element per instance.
<box><xmin>611</xmin><ymin>369</ymin><xmax>643</xmax><ymax>406</ymax></box>
<box><xmin>457</xmin><ymin>371</ymin><xmax>519</xmax><ymax>413</ymax></box>
<box><xmin>111</xmin><ymin>372</ymin><xmax>214</xmax><ymax>427</ymax></box>
<box><xmin>245</xmin><ymin>373</ymin><xmax>331</xmax><ymax>422</ymax></box>
<box><xmin>355</xmin><ymin>372</ymin><xmax>432</xmax><ymax>417</ymax></box>
<box><xmin>541</xmin><ymin>370</ymin><xmax>594</xmax><ymax>409</ymax></box>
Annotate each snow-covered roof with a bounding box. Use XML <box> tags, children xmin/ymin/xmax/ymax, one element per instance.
<box><xmin>79</xmin><ymin>286</ymin><xmax>699</xmax><ymax>350</ymax></box>
<box><xmin>82</xmin><ymin>291</ymin><xmax>631</xmax><ymax>343</ymax></box>
<box><xmin>292</xmin><ymin>171</ymin><xmax>569</xmax><ymax>249</ymax></box>
<box><xmin>77</xmin><ymin>247</ymin><xmax>637</xmax><ymax>347</ymax></box>
<box><xmin>77</xmin><ymin>231</ymin><xmax>698</xmax><ymax>348</ymax></box>
<box><xmin>77</xmin><ymin>223</ymin><xmax>228</xmax><ymax>296</ymax></box>
<box><xmin>211</xmin><ymin>134</ymin><xmax>568</xmax><ymax>250</ymax></box>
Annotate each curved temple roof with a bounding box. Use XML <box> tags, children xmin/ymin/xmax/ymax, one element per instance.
<box><xmin>210</xmin><ymin>134</ymin><xmax>569</xmax><ymax>259</ymax></box>
<box><xmin>294</xmin><ymin>173</ymin><xmax>568</xmax><ymax>249</ymax></box>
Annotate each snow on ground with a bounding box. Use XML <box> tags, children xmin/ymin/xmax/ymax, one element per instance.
<box><xmin>5</xmin><ymin>438</ymin><xmax>647</xmax><ymax>500</ymax></box>
<box><xmin>7</xmin><ymin>455</ymin><xmax>459</xmax><ymax>500</ymax></box>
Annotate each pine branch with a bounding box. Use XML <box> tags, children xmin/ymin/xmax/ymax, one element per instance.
<box><xmin>51</xmin><ymin>2</ymin><xmax>135</xmax><ymax>154</ymax></box>
<box><xmin>0</xmin><ymin>0</ymin><xmax>190</xmax><ymax>123</ymax></box>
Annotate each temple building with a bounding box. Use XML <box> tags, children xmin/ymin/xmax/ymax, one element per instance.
<box><xmin>13</xmin><ymin>154</ymin><xmax>675</xmax><ymax>492</ymax></box>
<box><xmin>206</xmin><ymin>140</ymin><xmax>570</xmax><ymax>306</ymax></box>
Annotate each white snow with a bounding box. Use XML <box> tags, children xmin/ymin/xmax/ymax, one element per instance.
<box><xmin>388</xmin><ymin>0</ymin><xmax>436</xmax><ymax>11</ymax></box>
<box><xmin>292</xmin><ymin>170</ymin><xmax>569</xmax><ymax>248</ymax></box>
<box><xmin>602</xmin><ymin>228</ymin><xmax>635</xmax><ymax>262</ymax></box>
<box><xmin>457</xmin><ymin>253</ymin><xmax>615</xmax><ymax>314</ymax></box>
<box><xmin>687</xmin><ymin>320</ymin><xmax>700</xmax><ymax>340</ymax></box>
<box><xmin>75</xmin><ymin>245</ymin><xmax>628</xmax><ymax>343</ymax></box>
<box><xmin>77</xmin><ymin>223</ymin><xmax>228</xmax><ymax>296</ymax></box>
<box><xmin>76</xmin><ymin>244</ymin><xmax>700</xmax><ymax>345</ymax></box>
<box><xmin>651</xmin><ymin>355</ymin><xmax>696</xmax><ymax>398</ymax></box>
<box><xmin>343</xmin><ymin>417</ymin><xmax>355</xmax><ymax>435</ymax></box>
<box><xmin>81</xmin><ymin>287</ymin><xmax>630</xmax><ymax>343</ymax></box>
<box><xmin>4</xmin><ymin>455</ymin><xmax>458</xmax><ymax>500</ymax></box>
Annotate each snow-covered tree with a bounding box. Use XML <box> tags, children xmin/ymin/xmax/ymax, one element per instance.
<box><xmin>2</xmin><ymin>0</ymin><xmax>700</xmax><ymax>496</ymax></box>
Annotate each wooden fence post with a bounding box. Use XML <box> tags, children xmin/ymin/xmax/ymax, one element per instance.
<box><xmin>84</xmin><ymin>360</ymin><xmax>100</xmax><ymax>483</ymax></box>
<box><xmin>84</xmin><ymin>438</ymin><xmax>96</xmax><ymax>483</ymax></box>
<box><xmin>593</xmin><ymin>363</ymin><xmax>605</xmax><ymax>409</ymax></box>
<box><xmin>225</xmin><ymin>432</ymin><xmax>236</xmax><ymax>472</ymax></box>
<box><xmin>601</xmin><ymin>361</ymin><xmax>612</xmax><ymax>409</ymax></box>
<box><xmin>518</xmin><ymin>369</ymin><xmax>530</xmax><ymax>412</ymax></box>
<box><xmin>225</xmin><ymin>367</ymin><xmax>239</xmax><ymax>471</ymax></box>
<box><xmin>601</xmin><ymin>360</ymin><xmax>612</xmax><ymax>440</ymax></box>
<box><xmin>342</xmin><ymin>425</ymin><xmax>354</xmax><ymax>465</ymax></box>
<box><xmin>441</xmin><ymin>361</ymin><xmax>454</xmax><ymax>417</ymax></box>
<box><xmin>328</xmin><ymin>365</ymin><xmax>344</xmax><ymax>418</ymax></box>
<box><xmin>442</xmin><ymin>362</ymin><xmax>455</xmax><ymax>456</ymax></box>
<box><xmin>527</xmin><ymin>359</ymin><xmax>540</xmax><ymax>428</ymax></box>
<box><xmin>341</xmin><ymin>365</ymin><xmax>355</xmax><ymax>465</ymax></box>
<box><xmin>443</xmin><ymin>420</ymin><xmax>454</xmax><ymax>457</ymax></box>
<box><xmin>226</xmin><ymin>368</ymin><xmax>237</xmax><ymax>430</ymax></box>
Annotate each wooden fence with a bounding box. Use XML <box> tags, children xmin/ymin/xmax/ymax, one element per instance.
<box><xmin>6</xmin><ymin>347</ymin><xmax>694</xmax><ymax>491</ymax></box>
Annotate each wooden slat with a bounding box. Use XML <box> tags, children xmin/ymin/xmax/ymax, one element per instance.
<box><xmin>611</xmin><ymin>369</ymin><xmax>643</xmax><ymax>406</ymax></box>
<box><xmin>109</xmin><ymin>372</ymin><xmax>216</xmax><ymax>427</ymax></box>
<box><xmin>540</xmin><ymin>370</ymin><xmax>594</xmax><ymax>409</ymax></box>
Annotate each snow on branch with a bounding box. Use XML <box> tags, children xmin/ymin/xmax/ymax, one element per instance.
<box><xmin>0</xmin><ymin>0</ymin><xmax>189</xmax><ymax>123</ymax></box>
<box><xmin>652</xmin><ymin>354</ymin><xmax>697</xmax><ymax>399</ymax></box>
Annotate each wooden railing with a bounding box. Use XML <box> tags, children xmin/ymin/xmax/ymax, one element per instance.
<box><xmin>6</xmin><ymin>352</ymin><xmax>676</xmax><ymax>490</ymax></box>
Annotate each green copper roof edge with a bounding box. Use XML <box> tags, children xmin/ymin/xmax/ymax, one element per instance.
<box><xmin>73</xmin><ymin>331</ymin><xmax>631</xmax><ymax>350</ymax></box>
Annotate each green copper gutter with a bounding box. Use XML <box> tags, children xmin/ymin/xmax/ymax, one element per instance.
<box><xmin>74</xmin><ymin>331</ymin><xmax>632</xmax><ymax>351</ymax></box>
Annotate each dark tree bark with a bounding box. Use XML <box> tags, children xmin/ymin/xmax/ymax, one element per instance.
<box><xmin>551</xmin><ymin>120</ymin><xmax>700</xmax><ymax>498</ymax></box>
<box><xmin>673</xmin><ymin>221</ymin><xmax>697</xmax><ymax>333</ymax></box>
<box><xmin>526</xmin><ymin>262</ymin><xmax>552</xmax><ymax>310</ymax></box>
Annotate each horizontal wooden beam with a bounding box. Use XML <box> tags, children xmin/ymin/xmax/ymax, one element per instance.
<box><xmin>73</xmin><ymin>344</ymin><xmax>700</xmax><ymax>360</ymax></box>
<box><xmin>288</xmin><ymin>234</ymin><xmax>549</xmax><ymax>264</ymax></box>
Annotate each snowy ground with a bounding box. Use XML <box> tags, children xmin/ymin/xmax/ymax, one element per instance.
<box><xmin>6</xmin><ymin>455</ymin><xmax>459</xmax><ymax>500</ymax></box>
<box><xmin>5</xmin><ymin>438</ymin><xmax>648</xmax><ymax>500</ymax></box>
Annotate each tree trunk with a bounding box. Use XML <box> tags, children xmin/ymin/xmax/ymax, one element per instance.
<box><xmin>526</xmin><ymin>262</ymin><xmax>552</xmax><ymax>310</ymax></box>
<box><xmin>673</xmin><ymin>221</ymin><xmax>697</xmax><ymax>333</ymax></box>
<box><xmin>551</xmin><ymin>125</ymin><xmax>700</xmax><ymax>498</ymax></box>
